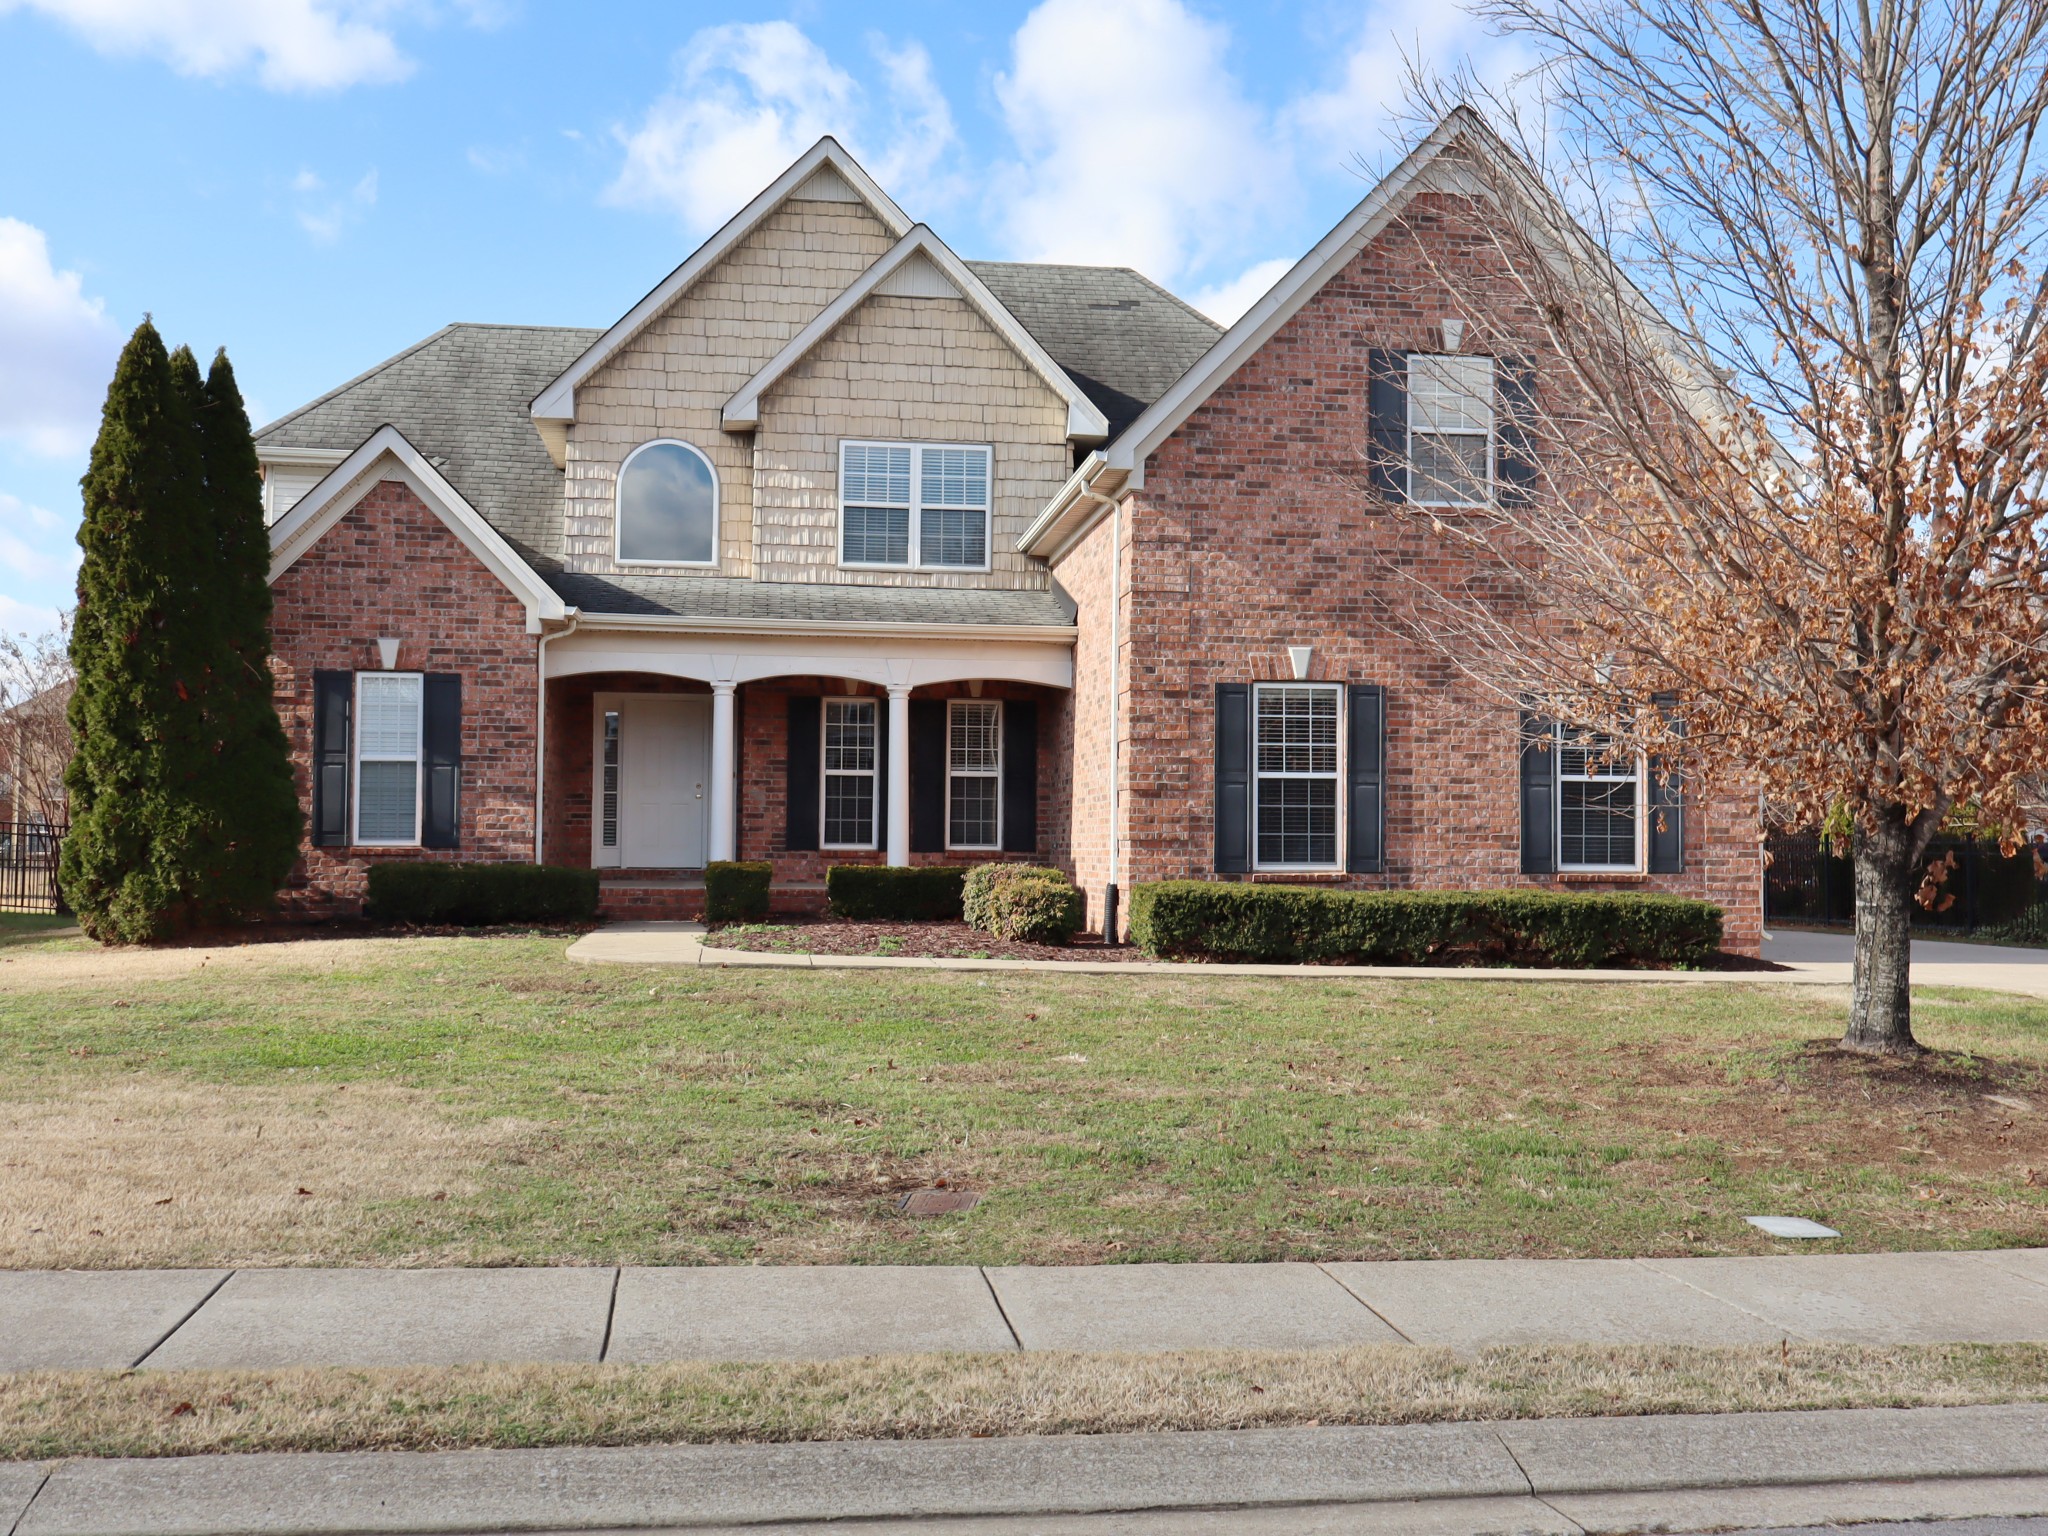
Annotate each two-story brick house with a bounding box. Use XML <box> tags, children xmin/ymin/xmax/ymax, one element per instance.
<box><xmin>258</xmin><ymin>110</ymin><xmax>1763</xmax><ymax>950</ymax></box>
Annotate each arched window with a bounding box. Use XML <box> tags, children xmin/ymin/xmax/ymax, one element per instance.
<box><xmin>617</xmin><ymin>440</ymin><xmax>718</xmax><ymax>565</ymax></box>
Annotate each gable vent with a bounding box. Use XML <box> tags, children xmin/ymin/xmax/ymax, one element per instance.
<box><xmin>796</xmin><ymin>165</ymin><xmax>861</xmax><ymax>203</ymax></box>
<box><xmin>876</xmin><ymin>252</ymin><xmax>958</xmax><ymax>299</ymax></box>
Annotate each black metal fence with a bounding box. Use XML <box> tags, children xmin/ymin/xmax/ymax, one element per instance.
<box><xmin>0</xmin><ymin>820</ymin><xmax>64</xmax><ymax>914</ymax></box>
<box><xmin>1765</xmin><ymin>830</ymin><xmax>2046</xmax><ymax>932</ymax></box>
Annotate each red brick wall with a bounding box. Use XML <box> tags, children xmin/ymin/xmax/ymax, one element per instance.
<box><xmin>1055</xmin><ymin>507</ymin><xmax>1127</xmax><ymax>934</ymax></box>
<box><xmin>1054</xmin><ymin>192</ymin><xmax>1764</xmax><ymax>952</ymax></box>
<box><xmin>269</xmin><ymin>479</ymin><xmax>538</xmax><ymax>915</ymax></box>
<box><xmin>543</xmin><ymin>672</ymin><xmax>708</xmax><ymax>870</ymax></box>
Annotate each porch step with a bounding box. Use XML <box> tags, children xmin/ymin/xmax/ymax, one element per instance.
<box><xmin>597</xmin><ymin>879</ymin><xmax>829</xmax><ymax>921</ymax></box>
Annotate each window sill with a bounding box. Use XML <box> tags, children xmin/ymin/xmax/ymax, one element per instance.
<box><xmin>1248</xmin><ymin>869</ymin><xmax>1348</xmax><ymax>881</ymax></box>
<box><xmin>1555</xmin><ymin>870</ymin><xmax>1648</xmax><ymax>882</ymax></box>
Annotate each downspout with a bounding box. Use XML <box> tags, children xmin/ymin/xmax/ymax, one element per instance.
<box><xmin>1104</xmin><ymin>494</ymin><xmax>1123</xmax><ymax>944</ymax></box>
<box><xmin>533</xmin><ymin>609</ymin><xmax>582</xmax><ymax>864</ymax></box>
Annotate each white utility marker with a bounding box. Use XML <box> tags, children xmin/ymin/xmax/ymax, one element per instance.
<box><xmin>1746</xmin><ymin>1215</ymin><xmax>1842</xmax><ymax>1239</ymax></box>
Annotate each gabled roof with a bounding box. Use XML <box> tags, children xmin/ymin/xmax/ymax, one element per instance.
<box><xmin>268</xmin><ymin>424</ymin><xmax>567</xmax><ymax>629</ymax></box>
<box><xmin>968</xmin><ymin>263</ymin><xmax>1221</xmax><ymax>442</ymax></box>
<box><xmin>722</xmin><ymin>226</ymin><xmax>1111</xmax><ymax>442</ymax></box>
<box><xmin>529</xmin><ymin>137</ymin><xmax>913</xmax><ymax>441</ymax></box>
<box><xmin>255</xmin><ymin>323</ymin><xmax>598</xmax><ymax>566</ymax></box>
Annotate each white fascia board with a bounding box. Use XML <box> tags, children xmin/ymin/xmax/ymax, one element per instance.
<box><xmin>722</xmin><ymin>226</ymin><xmax>1111</xmax><ymax>442</ymax></box>
<box><xmin>267</xmin><ymin>423</ymin><xmax>567</xmax><ymax>625</ymax></box>
<box><xmin>1017</xmin><ymin>453</ymin><xmax>1135</xmax><ymax>560</ymax></box>
<box><xmin>529</xmin><ymin>137</ymin><xmax>914</xmax><ymax>437</ymax></box>
<box><xmin>258</xmin><ymin>445</ymin><xmax>353</xmax><ymax>468</ymax></box>
<box><xmin>566</xmin><ymin>609</ymin><xmax>1077</xmax><ymax>644</ymax></box>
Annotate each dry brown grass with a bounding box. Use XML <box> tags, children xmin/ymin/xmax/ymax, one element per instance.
<box><xmin>0</xmin><ymin>934</ymin><xmax>476</xmax><ymax>988</ymax></box>
<box><xmin>3</xmin><ymin>1343</ymin><xmax>2045</xmax><ymax>1460</ymax></box>
<box><xmin>0</xmin><ymin>1080</ymin><xmax>532</xmax><ymax>1268</ymax></box>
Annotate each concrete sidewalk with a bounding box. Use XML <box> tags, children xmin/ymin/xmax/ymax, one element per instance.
<box><xmin>4</xmin><ymin>1403</ymin><xmax>2048</xmax><ymax>1534</ymax></box>
<box><xmin>567</xmin><ymin>921</ymin><xmax>2048</xmax><ymax>1000</ymax></box>
<box><xmin>5</xmin><ymin>1249</ymin><xmax>2045</xmax><ymax>1372</ymax></box>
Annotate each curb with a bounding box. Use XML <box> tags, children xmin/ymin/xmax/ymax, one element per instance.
<box><xmin>6</xmin><ymin>1404</ymin><xmax>2048</xmax><ymax>1534</ymax></box>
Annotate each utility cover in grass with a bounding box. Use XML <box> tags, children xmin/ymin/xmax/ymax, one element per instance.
<box><xmin>1746</xmin><ymin>1215</ymin><xmax>1841</xmax><ymax>1238</ymax></box>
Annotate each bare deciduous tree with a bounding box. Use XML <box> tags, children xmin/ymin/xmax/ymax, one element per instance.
<box><xmin>1380</xmin><ymin>0</ymin><xmax>2048</xmax><ymax>1054</ymax></box>
<box><xmin>0</xmin><ymin>616</ymin><xmax>73</xmax><ymax>832</ymax></box>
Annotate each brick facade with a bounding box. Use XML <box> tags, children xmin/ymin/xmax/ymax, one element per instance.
<box><xmin>1052</xmin><ymin>191</ymin><xmax>1764</xmax><ymax>952</ymax></box>
<box><xmin>270</xmin><ymin>479</ymin><xmax>538</xmax><ymax>915</ymax></box>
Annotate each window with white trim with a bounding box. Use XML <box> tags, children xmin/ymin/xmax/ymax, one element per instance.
<box><xmin>599</xmin><ymin>709</ymin><xmax>620</xmax><ymax>850</ymax></box>
<box><xmin>354</xmin><ymin>672</ymin><xmax>423</xmax><ymax>846</ymax></box>
<box><xmin>1408</xmin><ymin>354</ymin><xmax>1494</xmax><ymax>506</ymax></box>
<box><xmin>947</xmin><ymin>699</ymin><xmax>1002</xmax><ymax>849</ymax></box>
<box><xmin>1556</xmin><ymin>725</ymin><xmax>1642</xmax><ymax>870</ymax></box>
<box><xmin>840</xmin><ymin>441</ymin><xmax>991</xmax><ymax>569</ymax></box>
<box><xmin>617</xmin><ymin>439</ymin><xmax>719</xmax><ymax>565</ymax></box>
<box><xmin>822</xmin><ymin>698</ymin><xmax>879</xmax><ymax>849</ymax></box>
<box><xmin>1254</xmin><ymin>683</ymin><xmax>1340</xmax><ymax>868</ymax></box>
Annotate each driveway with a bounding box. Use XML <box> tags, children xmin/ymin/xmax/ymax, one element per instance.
<box><xmin>1763</xmin><ymin>927</ymin><xmax>2048</xmax><ymax>999</ymax></box>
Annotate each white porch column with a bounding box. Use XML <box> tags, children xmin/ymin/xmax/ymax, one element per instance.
<box><xmin>886</xmin><ymin>682</ymin><xmax>912</xmax><ymax>866</ymax></box>
<box><xmin>708</xmin><ymin>680</ymin><xmax>737</xmax><ymax>863</ymax></box>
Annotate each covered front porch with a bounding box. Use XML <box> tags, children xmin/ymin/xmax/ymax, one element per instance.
<box><xmin>537</xmin><ymin>621</ymin><xmax>1073</xmax><ymax>915</ymax></box>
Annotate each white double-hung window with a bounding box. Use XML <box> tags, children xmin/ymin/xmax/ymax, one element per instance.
<box><xmin>840</xmin><ymin>441</ymin><xmax>991</xmax><ymax>569</ymax></box>
<box><xmin>1408</xmin><ymin>354</ymin><xmax>1494</xmax><ymax>506</ymax></box>
<box><xmin>1556</xmin><ymin>726</ymin><xmax>1642</xmax><ymax>871</ymax></box>
<box><xmin>947</xmin><ymin>699</ymin><xmax>1002</xmax><ymax>849</ymax></box>
<box><xmin>354</xmin><ymin>672</ymin><xmax>424</xmax><ymax>846</ymax></box>
<box><xmin>822</xmin><ymin>698</ymin><xmax>879</xmax><ymax>849</ymax></box>
<box><xmin>1254</xmin><ymin>683</ymin><xmax>1341</xmax><ymax>868</ymax></box>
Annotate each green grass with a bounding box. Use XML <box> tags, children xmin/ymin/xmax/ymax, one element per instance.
<box><xmin>0</xmin><ymin>912</ymin><xmax>75</xmax><ymax>946</ymax></box>
<box><xmin>2</xmin><ymin>932</ymin><xmax>2045</xmax><ymax>1267</ymax></box>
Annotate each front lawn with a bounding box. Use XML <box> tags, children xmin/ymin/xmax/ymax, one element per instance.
<box><xmin>0</xmin><ymin>932</ymin><xmax>2043</xmax><ymax>1267</ymax></box>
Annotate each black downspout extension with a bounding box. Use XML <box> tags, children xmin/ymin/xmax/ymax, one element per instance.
<box><xmin>1103</xmin><ymin>883</ymin><xmax>1121</xmax><ymax>948</ymax></box>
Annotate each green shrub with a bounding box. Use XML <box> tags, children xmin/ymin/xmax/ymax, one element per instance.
<box><xmin>365</xmin><ymin>862</ymin><xmax>599</xmax><ymax>926</ymax></box>
<box><xmin>705</xmin><ymin>860</ymin><xmax>772</xmax><ymax>923</ymax></box>
<box><xmin>1127</xmin><ymin>882</ymin><xmax>1722</xmax><ymax>968</ymax></box>
<box><xmin>826</xmin><ymin>864</ymin><xmax>968</xmax><ymax>921</ymax></box>
<box><xmin>963</xmin><ymin>864</ymin><xmax>1083</xmax><ymax>944</ymax></box>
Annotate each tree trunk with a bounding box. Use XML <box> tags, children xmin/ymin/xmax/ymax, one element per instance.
<box><xmin>1843</xmin><ymin>813</ymin><xmax>1921</xmax><ymax>1054</ymax></box>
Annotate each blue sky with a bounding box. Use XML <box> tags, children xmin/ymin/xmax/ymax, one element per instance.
<box><xmin>0</xmin><ymin>0</ymin><xmax>1515</xmax><ymax>635</ymax></box>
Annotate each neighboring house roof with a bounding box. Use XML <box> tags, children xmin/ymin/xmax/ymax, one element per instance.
<box><xmin>547</xmin><ymin>571</ymin><xmax>1075</xmax><ymax>631</ymax></box>
<box><xmin>255</xmin><ymin>323</ymin><xmax>600</xmax><ymax>568</ymax></box>
<box><xmin>723</xmin><ymin>227</ymin><xmax>1111</xmax><ymax>442</ymax></box>
<box><xmin>968</xmin><ymin>262</ymin><xmax>1222</xmax><ymax>442</ymax></box>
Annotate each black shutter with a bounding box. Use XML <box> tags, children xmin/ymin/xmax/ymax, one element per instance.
<box><xmin>875</xmin><ymin>694</ymin><xmax>890</xmax><ymax>851</ymax></box>
<box><xmin>1215</xmin><ymin>683</ymin><xmax>1252</xmax><ymax>873</ymax></box>
<box><xmin>1647</xmin><ymin>691</ymin><xmax>1685</xmax><ymax>873</ymax></box>
<box><xmin>785</xmin><ymin>696</ymin><xmax>820</xmax><ymax>852</ymax></box>
<box><xmin>1520</xmin><ymin>709</ymin><xmax>1556</xmax><ymax>875</ymax></box>
<box><xmin>910</xmin><ymin>699</ymin><xmax>945</xmax><ymax>855</ymax></box>
<box><xmin>1367</xmin><ymin>349</ymin><xmax>1409</xmax><ymax>502</ymax></box>
<box><xmin>1001</xmin><ymin>699</ymin><xmax>1037</xmax><ymax>853</ymax></box>
<box><xmin>311</xmin><ymin>670</ymin><xmax>351</xmax><ymax>847</ymax></box>
<box><xmin>1496</xmin><ymin>355</ymin><xmax>1539</xmax><ymax>505</ymax></box>
<box><xmin>421</xmin><ymin>673</ymin><xmax>462</xmax><ymax>850</ymax></box>
<box><xmin>1346</xmin><ymin>684</ymin><xmax>1385</xmax><ymax>873</ymax></box>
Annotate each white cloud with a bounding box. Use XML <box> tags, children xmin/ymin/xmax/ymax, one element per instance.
<box><xmin>989</xmin><ymin>0</ymin><xmax>1288</xmax><ymax>287</ymax></box>
<box><xmin>292</xmin><ymin>168</ymin><xmax>379</xmax><ymax>244</ymax></box>
<box><xmin>0</xmin><ymin>0</ymin><xmax>415</xmax><ymax>91</ymax></box>
<box><xmin>0</xmin><ymin>495</ymin><xmax>78</xmax><ymax>588</ymax></box>
<box><xmin>605</xmin><ymin>21</ymin><xmax>959</xmax><ymax>234</ymax></box>
<box><xmin>0</xmin><ymin>218</ymin><xmax>120</xmax><ymax>458</ymax></box>
<box><xmin>1190</xmin><ymin>257</ymin><xmax>1294</xmax><ymax>325</ymax></box>
<box><xmin>0</xmin><ymin>594</ymin><xmax>61</xmax><ymax>638</ymax></box>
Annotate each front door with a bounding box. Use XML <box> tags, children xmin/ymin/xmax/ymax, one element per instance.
<box><xmin>623</xmin><ymin>697</ymin><xmax>710</xmax><ymax>868</ymax></box>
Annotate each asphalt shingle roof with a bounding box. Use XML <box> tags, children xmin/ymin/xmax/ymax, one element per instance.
<box><xmin>545</xmin><ymin>572</ymin><xmax>1075</xmax><ymax>627</ymax></box>
<box><xmin>967</xmin><ymin>262</ymin><xmax>1223</xmax><ymax>441</ymax></box>
<box><xmin>255</xmin><ymin>262</ymin><xmax>1221</xmax><ymax>619</ymax></box>
<box><xmin>254</xmin><ymin>323</ymin><xmax>601</xmax><ymax>567</ymax></box>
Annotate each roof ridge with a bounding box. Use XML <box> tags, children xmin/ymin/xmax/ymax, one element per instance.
<box><xmin>254</xmin><ymin>324</ymin><xmax>460</xmax><ymax>438</ymax></box>
<box><xmin>964</xmin><ymin>259</ymin><xmax>1220</xmax><ymax>332</ymax></box>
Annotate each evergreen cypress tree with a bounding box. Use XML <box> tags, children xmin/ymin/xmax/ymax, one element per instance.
<box><xmin>61</xmin><ymin>321</ymin><xmax>221</xmax><ymax>941</ymax></box>
<box><xmin>191</xmin><ymin>348</ymin><xmax>300</xmax><ymax>914</ymax></box>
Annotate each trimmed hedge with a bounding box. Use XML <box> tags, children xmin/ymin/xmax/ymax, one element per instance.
<box><xmin>963</xmin><ymin>864</ymin><xmax>1083</xmax><ymax>944</ymax></box>
<box><xmin>827</xmin><ymin>864</ymin><xmax>968</xmax><ymax>921</ymax></box>
<box><xmin>705</xmin><ymin>860</ymin><xmax>772</xmax><ymax>923</ymax></box>
<box><xmin>365</xmin><ymin>862</ymin><xmax>599</xmax><ymax>926</ymax></box>
<box><xmin>1128</xmin><ymin>883</ymin><xmax>1722</xmax><ymax>968</ymax></box>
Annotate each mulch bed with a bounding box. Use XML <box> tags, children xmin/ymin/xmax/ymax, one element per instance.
<box><xmin>700</xmin><ymin>918</ymin><xmax>1787</xmax><ymax>971</ymax></box>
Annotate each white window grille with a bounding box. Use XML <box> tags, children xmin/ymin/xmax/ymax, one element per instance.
<box><xmin>840</xmin><ymin>441</ymin><xmax>991</xmax><ymax>569</ymax></box>
<box><xmin>947</xmin><ymin>699</ymin><xmax>1002</xmax><ymax>849</ymax></box>
<box><xmin>354</xmin><ymin>672</ymin><xmax>423</xmax><ymax>846</ymax></box>
<box><xmin>822</xmin><ymin>698</ymin><xmax>879</xmax><ymax>849</ymax></box>
<box><xmin>1556</xmin><ymin>726</ymin><xmax>1642</xmax><ymax>870</ymax></box>
<box><xmin>1254</xmin><ymin>683</ymin><xmax>1340</xmax><ymax>868</ymax></box>
<box><xmin>1408</xmin><ymin>354</ymin><xmax>1494</xmax><ymax>506</ymax></box>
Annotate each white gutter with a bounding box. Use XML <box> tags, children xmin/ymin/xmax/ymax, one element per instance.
<box><xmin>533</xmin><ymin>609</ymin><xmax>582</xmax><ymax>862</ymax></box>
